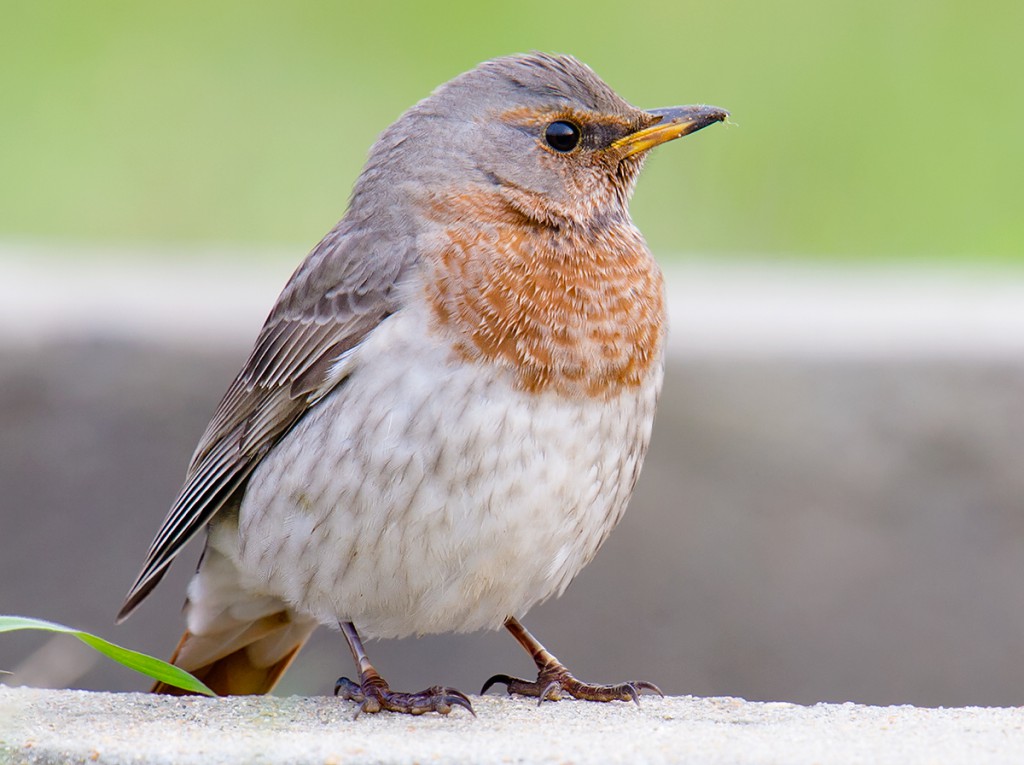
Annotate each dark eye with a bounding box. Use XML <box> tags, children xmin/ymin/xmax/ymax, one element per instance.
<box><xmin>544</xmin><ymin>120</ymin><xmax>581</xmax><ymax>152</ymax></box>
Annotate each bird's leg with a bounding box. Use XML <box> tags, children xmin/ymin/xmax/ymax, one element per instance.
<box><xmin>481</xmin><ymin>617</ymin><xmax>662</xmax><ymax>705</ymax></box>
<box><xmin>334</xmin><ymin>621</ymin><xmax>474</xmax><ymax>717</ymax></box>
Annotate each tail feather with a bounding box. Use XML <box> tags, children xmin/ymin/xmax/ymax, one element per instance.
<box><xmin>153</xmin><ymin>620</ymin><xmax>311</xmax><ymax>696</ymax></box>
<box><xmin>150</xmin><ymin>526</ymin><xmax>318</xmax><ymax>696</ymax></box>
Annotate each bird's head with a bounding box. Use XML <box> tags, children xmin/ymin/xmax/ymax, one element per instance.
<box><xmin>351</xmin><ymin>53</ymin><xmax>727</xmax><ymax>229</ymax></box>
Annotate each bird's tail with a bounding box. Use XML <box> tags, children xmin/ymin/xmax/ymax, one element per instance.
<box><xmin>152</xmin><ymin>536</ymin><xmax>317</xmax><ymax>696</ymax></box>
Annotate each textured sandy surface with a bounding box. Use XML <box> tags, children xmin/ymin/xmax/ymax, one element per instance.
<box><xmin>2</xmin><ymin>687</ymin><xmax>1023</xmax><ymax>765</ymax></box>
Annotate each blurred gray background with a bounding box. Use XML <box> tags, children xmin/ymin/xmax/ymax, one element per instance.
<box><xmin>2</xmin><ymin>259</ymin><xmax>1023</xmax><ymax>708</ymax></box>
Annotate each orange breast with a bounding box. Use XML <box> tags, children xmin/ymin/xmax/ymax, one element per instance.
<box><xmin>423</xmin><ymin>194</ymin><xmax>666</xmax><ymax>399</ymax></box>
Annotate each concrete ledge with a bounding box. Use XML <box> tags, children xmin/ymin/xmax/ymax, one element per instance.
<box><xmin>2</xmin><ymin>687</ymin><xmax>1023</xmax><ymax>765</ymax></box>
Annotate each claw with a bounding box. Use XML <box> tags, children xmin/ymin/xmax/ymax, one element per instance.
<box><xmin>635</xmin><ymin>680</ymin><xmax>664</xmax><ymax>698</ymax></box>
<box><xmin>538</xmin><ymin>679</ymin><xmax>561</xmax><ymax>705</ymax></box>
<box><xmin>480</xmin><ymin>673</ymin><xmax>515</xmax><ymax>696</ymax></box>
<box><xmin>443</xmin><ymin>690</ymin><xmax>477</xmax><ymax>717</ymax></box>
<box><xmin>334</xmin><ymin>676</ymin><xmax>361</xmax><ymax>697</ymax></box>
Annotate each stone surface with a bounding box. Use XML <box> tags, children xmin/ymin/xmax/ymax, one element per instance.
<box><xmin>2</xmin><ymin>687</ymin><xmax>1023</xmax><ymax>765</ymax></box>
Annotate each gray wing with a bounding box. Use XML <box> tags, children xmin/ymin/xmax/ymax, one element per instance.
<box><xmin>117</xmin><ymin>224</ymin><xmax>417</xmax><ymax>621</ymax></box>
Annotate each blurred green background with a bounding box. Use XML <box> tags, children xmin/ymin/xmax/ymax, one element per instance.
<box><xmin>1</xmin><ymin>0</ymin><xmax>1021</xmax><ymax>264</ymax></box>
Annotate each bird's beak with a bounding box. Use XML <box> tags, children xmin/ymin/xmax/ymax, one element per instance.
<box><xmin>613</xmin><ymin>105</ymin><xmax>729</xmax><ymax>158</ymax></box>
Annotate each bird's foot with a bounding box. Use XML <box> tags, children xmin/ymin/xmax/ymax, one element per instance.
<box><xmin>481</xmin><ymin>662</ymin><xmax>663</xmax><ymax>706</ymax></box>
<box><xmin>334</xmin><ymin>675</ymin><xmax>475</xmax><ymax>718</ymax></box>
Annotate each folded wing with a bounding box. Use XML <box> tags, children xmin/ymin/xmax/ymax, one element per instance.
<box><xmin>118</xmin><ymin>225</ymin><xmax>417</xmax><ymax>621</ymax></box>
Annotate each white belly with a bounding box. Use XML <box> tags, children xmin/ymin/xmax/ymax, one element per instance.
<box><xmin>225</xmin><ymin>306</ymin><xmax>662</xmax><ymax>639</ymax></box>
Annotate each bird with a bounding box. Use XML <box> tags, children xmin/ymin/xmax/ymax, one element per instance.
<box><xmin>117</xmin><ymin>52</ymin><xmax>727</xmax><ymax>717</ymax></box>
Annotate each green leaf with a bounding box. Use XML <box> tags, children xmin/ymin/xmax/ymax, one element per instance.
<box><xmin>0</xmin><ymin>615</ymin><xmax>216</xmax><ymax>696</ymax></box>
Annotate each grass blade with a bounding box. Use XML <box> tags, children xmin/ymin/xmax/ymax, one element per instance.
<box><xmin>0</xmin><ymin>615</ymin><xmax>215</xmax><ymax>696</ymax></box>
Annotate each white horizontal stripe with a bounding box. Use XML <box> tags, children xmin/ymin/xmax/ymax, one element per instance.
<box><xmin>4</xmin><ymin>243</ymin><xmax>1024</xmax><ymax>358</ymax></box>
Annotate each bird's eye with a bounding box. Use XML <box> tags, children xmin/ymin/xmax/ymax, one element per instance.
<box><xmin>544</xmin><ymin>120</ymin><xmax>582</xmax><ymax>152</ymax></box>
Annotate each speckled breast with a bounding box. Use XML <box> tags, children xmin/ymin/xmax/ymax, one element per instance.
<box><xmin>232</xmin><ymin>214</ymin><xmax>667</xmax><ymax>638</ymax></box>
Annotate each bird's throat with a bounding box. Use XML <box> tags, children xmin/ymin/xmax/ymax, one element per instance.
<box><xmin>424</xmin><ymin>201</ymin><xmax>666</xmax><ymax>399</ymax></box>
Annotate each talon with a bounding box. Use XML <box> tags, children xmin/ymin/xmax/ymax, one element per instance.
<box><xmin>538</xmin><ymin>679</ymin><xmax>561</xmax><ymax>705</ymax></box>
<box><xmin>334</xmin><ymin>676</ymin><xmax>362</xmax><ymax>699</ymax></box>
<box><xmin>625</xmin><ymin>684</ymin><xmax>640</xmax><ymax>706</ymax></box>
<box><xmin>447</xmin><ymin>688</ymin><xmax>475</xmax><ymax>709</ymax></box>
<box><xmin>446</xmin><ymin>691</ymin><xmax>477</xmax><ymax>717</ymax></box>
<box><xmin>635</xmin><ymin>681</ymin><xmax>664</xmax><ymax>698</ymax></box>
<box><xmin>480</xmin><ymin>673</ymin><xmax>515</xmax><ymax>695</ymax></box>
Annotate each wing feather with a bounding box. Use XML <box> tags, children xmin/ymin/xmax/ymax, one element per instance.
<box><xmin>118</xmin><ymin>225</ymin><xmax>417</xmax><ymax>621</ymax></box>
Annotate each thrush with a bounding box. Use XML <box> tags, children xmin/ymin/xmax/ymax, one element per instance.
<box><xmin>118</xmin><ymin>52</ymin><xmax>727</xmax><ymax>717</ymax></box>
